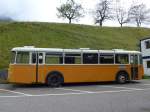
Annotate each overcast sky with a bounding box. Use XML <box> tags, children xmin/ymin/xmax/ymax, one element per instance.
<box><xmin>0</xmin><ymin>0</ymin><xmax>150</xmax><ymax>27</ymax></box>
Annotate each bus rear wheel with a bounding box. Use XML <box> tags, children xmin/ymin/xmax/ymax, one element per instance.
<box><xmin>116</xmin><ymin>72</ymin><xmax>128</xmax><ymax>84</ymax></box>
<box><xmin>46</xmin><ymin>72</ymin><xmax>64</xmax><ymax>87</ymax></box>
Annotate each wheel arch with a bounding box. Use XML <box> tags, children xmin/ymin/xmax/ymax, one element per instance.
<box><xmin>115</xmin><ymin>70</ymin><xmax>130</xmax><ymax>81</ymax></box>
<box><xmin>45</xmin><ymin>71</ymin><xmax>64</xmax><ymax>84</ymax></box>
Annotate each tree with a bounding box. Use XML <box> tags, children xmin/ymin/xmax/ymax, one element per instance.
<box><xmin>116</xmin><ymin>7</ymin><xmax>129</xmax><ymax>27</ymax></box>
<box><xmin>94</xmin><ymin>0</ymin><xmax>112</xmax><ymax>27</ymax></box>
<box><xmin>57</xmin><ymin>0</ymin><xmax>83</xmax><ymax>24</ymax></box>
<box><xmin>128</xmin><ymin>3</ymin><xmax>150</xmax><ymax>27</ymax></box>
<box><xmin>0</xmin><ymin>16</ymin><xmax>13</xmax><ymax>22</ymax></box>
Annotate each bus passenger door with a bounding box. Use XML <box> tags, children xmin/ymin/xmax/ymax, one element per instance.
<box><xmin>30</xmin><ymin>52</ymin><xmax>38</xmax><ymax>83</ymax></box>
<box><xmin>35</xmin><ymin>52</ymin><xmax>45</xmax><ymax>83</ymax></box>
<box><xmin>130</xmin><ymin>54</ymin><xmax>138</xmax><ymax>80</ymax></box>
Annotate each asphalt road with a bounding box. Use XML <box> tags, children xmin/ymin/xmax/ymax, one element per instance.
<box><xmin>0</xmin><ymin>80</ymin><xmax>150</xmax><ymax>112</ymax></box>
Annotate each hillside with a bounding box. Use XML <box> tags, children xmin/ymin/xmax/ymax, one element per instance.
<box><xmin>0</xmin><ymin>22</ymin><xmax>150</xmax><ymax>69</ymax></box>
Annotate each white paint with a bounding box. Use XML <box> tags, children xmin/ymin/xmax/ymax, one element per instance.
<box><xmin>0</xmin><ymin>88</ymin><xmax>148</xmax><ymax>98</ymax></box>
<box><xmin>142</xmin><ymin>84</ymin><xmax>150</xmax><ymax>85</ymax></box>
<box><xmin>0</xmin><ymin>89</ymin><xmax>32</xmax><ymax>96</ymax></box>
<box><xmin>12</xmin><ymin>47</ymin><xmax>141</xmax><ymax>54</ymax></box>
<box><xmin>55</xmin><ymin>88</ymin><xmax>94</xmax><ymax>93</ymax></box>
<box><xmin>137</xmin><ymin>83</ymin><xmax>150</xmax><ymax>86</ymax></box>
<box><xmin>0</xmin><ymin>83</ymin><xmax>150</xmax><ymax>98</ymax></box>
<box><xmin>99</xmin><ymin>86</ymin><xmax>144</xmax><ymax>90</ymax></box>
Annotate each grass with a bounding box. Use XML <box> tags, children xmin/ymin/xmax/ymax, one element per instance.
<box><xmin>143</xmin><ymin>75</ymin><xmax>150</xmax><ymax>79</ymax></box>
<box><xmin>0</xmin><ymin>22</ymin><xmax>150</xmax><ymax>69</ymax></box>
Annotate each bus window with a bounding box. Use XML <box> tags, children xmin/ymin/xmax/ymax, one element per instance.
<box><xmin>130</xmin><ymin>55</ymin><xmax>138</xmax><ymax>64</ymax></box>
<box><xmin>16</xmin><ymin>52</ymin><xmax>29</xmax><ymax>64</ymax></box>
<box><xmin>115</xmin><ymin>54</ymin><xmax>129</xmax><ymax>64</ymax></box>
<box><xmin>11</xmin><ymin>51</ymin><xmax>16</xmax><ymax>64</ymax></box>
<box><xmin>83</xmin><ymin>53</ymin><xmax>98</xmax><ymax>64</ymax></box>
<box><xmin>45</xmin><ymin>53</ymin><xmax>63</xmax><ymax>64</ymax></box>
<box><xmin>65</xmin><ymin>53</ymin><xmax>81</xmax><ymax>64</ymax></box>
<box><xmin>32</xmin><ymin>53</ymin><xmax>36</xmax><ymax>64</ymax></box>
<box><xmin>39</xmin><ymin>53</ymin><xmax>43</xmax><ymax>64</ymax></box>
<box><xmin>100</xmin><ymin>54</ymin><xmax>114</xmax><ymax>64</ymax></box>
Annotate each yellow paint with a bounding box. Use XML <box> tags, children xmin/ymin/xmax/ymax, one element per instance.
<box><xmin>8</xmin><ymin>64</ymin><xmax>144</xmax><ymax>84</ymax></box>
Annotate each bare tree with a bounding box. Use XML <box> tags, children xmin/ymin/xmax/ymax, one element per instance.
<box><xmin>57</xmin><ymin>0</ymin><xmax>83</xmax><ymax>24</ymax></box>
<box><xmin>94</xmin><ymin>0</ymin><xmax>112</xmax><ymax>27</ymax></box>
<box><xmin>116</xmin><ymin>7</ymin><xmax>129</xmax><ymax>27</ymax></box>
<box><xmin>128</xmin><ymin>3</ymin><xmax>150</xmax><ymax>27</ymax></box>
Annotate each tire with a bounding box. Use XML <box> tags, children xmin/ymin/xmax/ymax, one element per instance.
<box><xmin>46</xmin><ymin>72</ymin><xmax>64</xmax><ymax>87</ymax></box>
<box><xmin>116</xmin><ymin>71</ymin><xmax>128</xmax><ymax>84</ymax></box>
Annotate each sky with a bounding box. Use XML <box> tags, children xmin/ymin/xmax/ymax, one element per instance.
<box><xmin>0</xmin><ymin>0</ymin><xmax>150</xmax><ymax>27</ymax></box>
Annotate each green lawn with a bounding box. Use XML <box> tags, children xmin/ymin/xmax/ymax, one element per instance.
<box><xmin>143</xmin><ymin>75</ymin><xmax>150</xmax><ymax>79</ymax></box>
<box><xmin>0</xmin><ymin>22</ymin><xmax>150</xmax><ymax>69</ymax></box>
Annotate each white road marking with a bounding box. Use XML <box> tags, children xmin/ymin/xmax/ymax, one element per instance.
<box><xmin>99</xmin><ymin>86</ymin><xmax>143</xmax><ymax>90</ymax></box>
<box><xmin>1</xmin><ymin>83</ymin><xmax>150</xmax><ymax>98</ymax></box>
<box><xmin>31</xmin><ymin>89</ymin><xmax>144</xmax><ymax>97</ymax></box>
<box><xmin>139</xmin><ymin>84</ymin><xmax>150</xmax><ymax>86</ymax></box>
<box><xmin>55</xmin><ymin>88</ymin><xmax>94</xmax><ymax>93</ymax></box>
<box><xmin>0</xmin><ymin>89</ymin><xmax>32</xmax><ymax>96</ymax></box>
<box><xmin>0</xmin><ymin>95</ymin><xmax>26</xmax><ymax>98</ymax></box>
<box><xmin>0</xmin><ymin>88</ymin><xmax>150</xmax><ymax>98</ymax></box>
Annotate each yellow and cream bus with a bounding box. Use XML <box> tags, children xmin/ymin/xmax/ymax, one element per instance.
<box><xmin>8</xmin><ymin>46</ymin><xmax>144</xmax><ymax>87</ymax></box>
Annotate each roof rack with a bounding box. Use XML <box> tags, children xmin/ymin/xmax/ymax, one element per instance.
<box><xmin>112</xmin><ymin>49</ymin><xmax>124</xmax><ymax>51</ymax></box>
<box><xmin>79</xmin><ymin>48</ymin><xmax>90</xmax><ymax>50</ymax></box>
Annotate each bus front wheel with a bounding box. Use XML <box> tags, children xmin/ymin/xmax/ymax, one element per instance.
<box><xmin>116</xmin><ymin>71</ymin><xmax>128</xmax><ymax>84</ymax></box>
<box><xmin>46</xmin><ymin>71</ymin><xmax>64</xmax><ymax>87</ymax></box>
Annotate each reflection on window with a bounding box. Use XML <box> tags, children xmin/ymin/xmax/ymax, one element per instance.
<box><xmin>32</xmin><ymin>53</ymin><xmax>36</xmax><ymax>64</ymax></box>
<box><xmin>130</xmin><ymin>55</ymin><xmax>138</xmax><ymax>64</ymax></box>
<box><xmin>16</xmin><ymin>52</ymin><xmax>29</xmax><ymax>64</ymax></box>
<box><xmin>39</xmin><ymin>53</ymin><xmax>43</xmax><ymax>64</ymax></box>
<box><xmin>115</xmin><ymin>54</ymin><xmax>129</xmax><ymax>64</ymax></box>
<box><xmin>83</xmin><ymin>53</ymin><xmax>98</xmax><ymax>64</ymax></box>
<box><xmin>100</xmin><ymin>54</ymin><xmax>114</xmax><ymax>64</ymax></box>
<box><xmin>45</xmin><ymin>53</ymin><xmax>63</xmax><ymax>64</ymax></box>
<box><xmin>65</xmin><ymin>53</ymin><xmax>81</xmax><ymax>64</ymax></box>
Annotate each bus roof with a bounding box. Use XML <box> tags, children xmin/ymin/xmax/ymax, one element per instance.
<box><xmin>11</xmin><ymin>46</ymin><xmax>141</xmax><ymax>54</ymax></box>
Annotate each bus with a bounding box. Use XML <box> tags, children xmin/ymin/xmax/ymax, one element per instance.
<box><xmin>8</xmin><ymin>46</ymin><xmax>144</xmax><ymax>87</ymax></box>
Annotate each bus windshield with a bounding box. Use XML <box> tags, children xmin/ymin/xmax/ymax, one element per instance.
<box><xmin>16</xmin><ymin>52</ymin><xmax>29</xmax><ymax>64</ymax></box>
<box><xmin>11</xmin><ymin>51</ymin><xmax>30</xmax><ymax>64</ymax></box>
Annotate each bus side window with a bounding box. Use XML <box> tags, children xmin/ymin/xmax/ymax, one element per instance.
<box><xmin>65</xmin><ymin>53</ymin><xmax>81</xmax><ymax>64</ymax></box>
<box><xmin>65</xmin><ymin>57</ymin><xmax>75</xmax><ymax>64</ymax></box>
<box><xmin>45</xmin><ymin>53</ymin><xmax>63</xmax><ymax>64</ymax></box>
<box><xmin>32</xmin><ymin>53</ymin><xmax>36</xmax><ymax>64</ymax></box>
<box><xmin>130</xmin><ymin>55</ymin><xmax>138</xmax><ymax>64</ymax></box>
<box><xmin>115</xmin><ymin>54</ymin><xmax>129</xmax><ymax>64</ymax></box>
<box><xmin>134</xmin><ymin>55</ymin><xmax>138</xmax><ymax>64</ymax></box>
<box><xmin>83</xmin><ymin>53</ymin><xmax>98</xmax><ymax>64</ymax></box>
<box><xmin>100</xmin><ymin>54</ymin><xmax>114</xmax><ymax>64</ymax></box>
<box><xmin>39</xmin><ymin>53</ymin><xmax>43</xmax><ymax>64</ymax></box>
